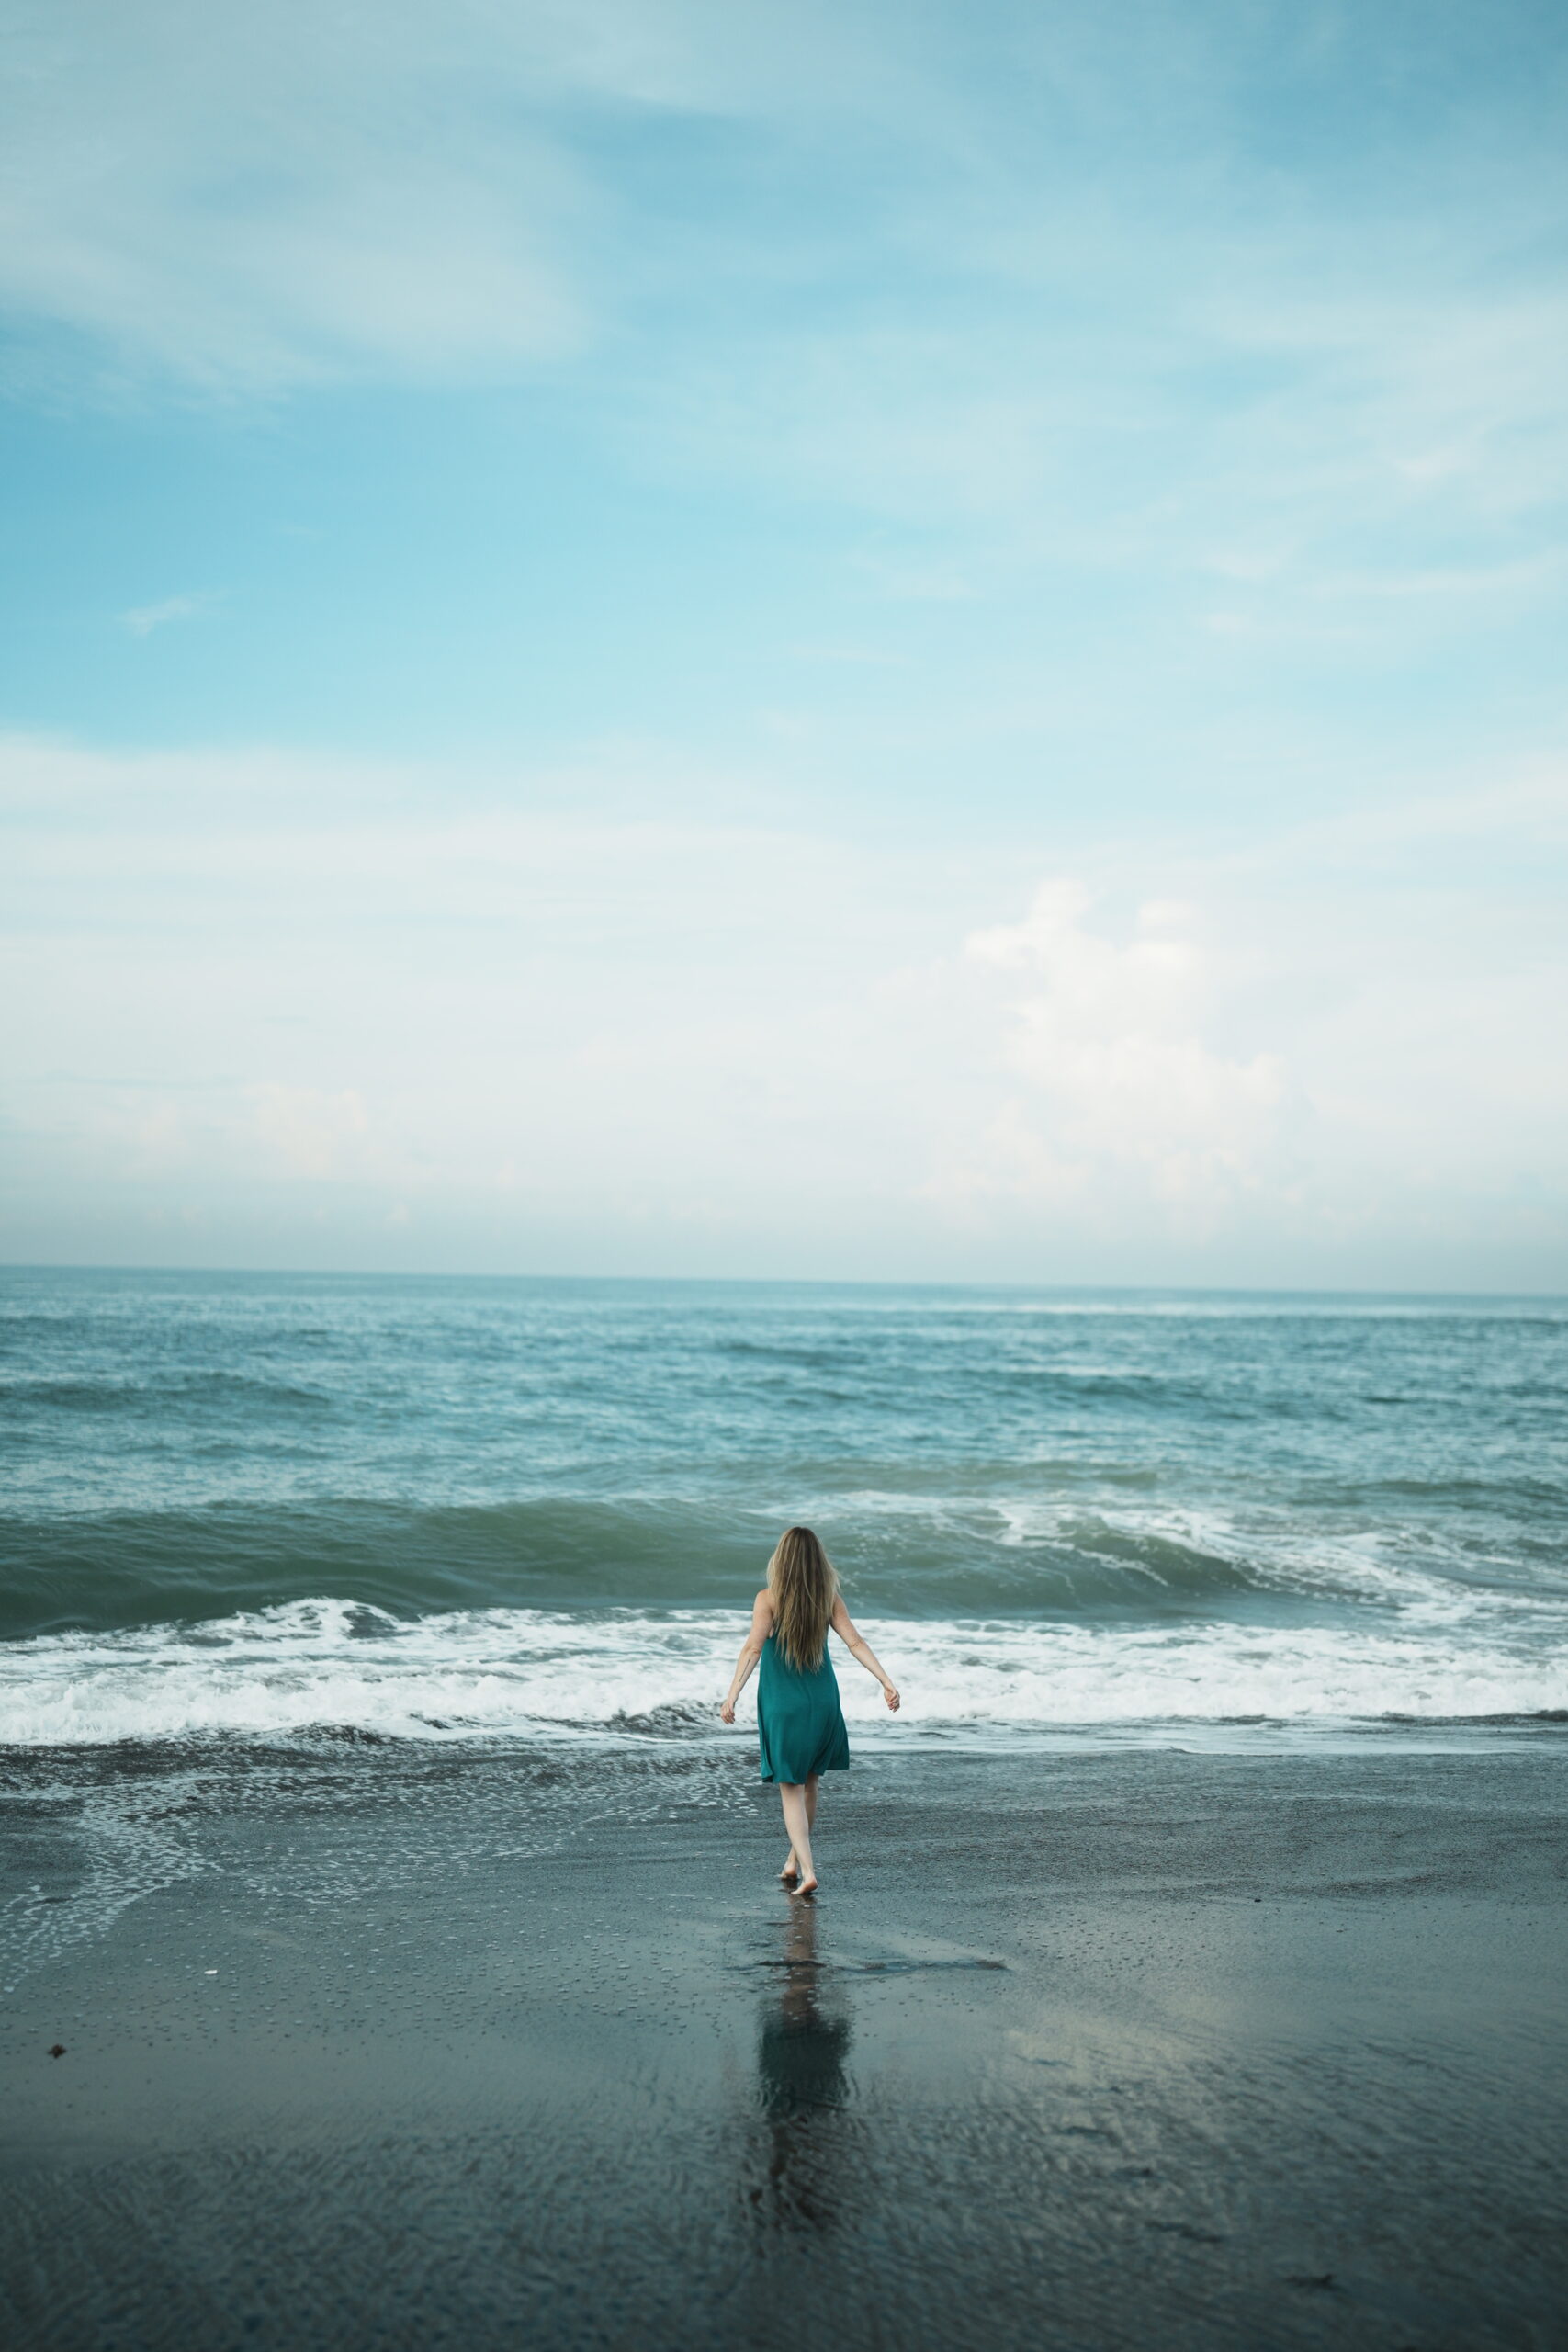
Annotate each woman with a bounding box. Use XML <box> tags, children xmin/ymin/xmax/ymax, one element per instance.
<box><xmin>720</xmin><ymin>1526</ymin><xmax>900</xmax><ymax>1895</ymax></box>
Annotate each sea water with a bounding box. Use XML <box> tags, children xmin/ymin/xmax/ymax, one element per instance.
<box><xmin>3</xmin><ymin>1269</ymin><xmax>1564</xmax><ymax>1750</ymax></box>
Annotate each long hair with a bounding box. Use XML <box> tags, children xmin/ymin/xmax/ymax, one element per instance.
<box><xmin>767</xmin><ymin>1526</ymin><xmax>839</xmax><ymax>1670</ymax></box>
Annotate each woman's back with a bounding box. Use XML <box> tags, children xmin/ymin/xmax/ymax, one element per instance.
<box><xmin>757</xmin><ymin>1607</ymin><xmax>848</xmax><ymax>1784</ymax></box>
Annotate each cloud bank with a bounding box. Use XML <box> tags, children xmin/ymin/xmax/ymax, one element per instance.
<box><xmin>2</xmin><ymin>733</ymin><xmax>1562</xmax><ymax>1284</ymax></box>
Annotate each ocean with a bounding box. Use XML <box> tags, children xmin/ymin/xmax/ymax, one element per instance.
<box><xmin>3</xmin><ymin>1267</ymin><xmax>1565</xmax><ymax>1749</ymax></box>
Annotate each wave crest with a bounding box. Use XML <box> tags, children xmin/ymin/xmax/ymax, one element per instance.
<box><xmin>2</xmin><ymin>1598</ymin><xmax>1563</xmax><ymax>1748</ymax></box>
<box><xmin>0</xmin><ymin>1487</ymin><xmax>1486</xmax><ymax>1645</ymax></box>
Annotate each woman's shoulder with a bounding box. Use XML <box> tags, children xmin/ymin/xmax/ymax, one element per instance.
<box><xmin>753</xmin><ymin>1587</ymin><xmax>775</xmax><ymax>1617</ymax></box>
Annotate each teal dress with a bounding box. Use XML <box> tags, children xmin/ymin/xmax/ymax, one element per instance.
<box><xmin>757</xmin><ymin>1631</ymin><xmax>850</xmax><ymax>1783</ymax></box>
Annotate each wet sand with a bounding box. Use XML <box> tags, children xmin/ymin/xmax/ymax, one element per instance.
<box><xmin>3</xmin><ymin>1743</ymin><xmax>1566</xmax><ymax>2350</ymax></box>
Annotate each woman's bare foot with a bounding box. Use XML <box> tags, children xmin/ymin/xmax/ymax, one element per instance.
<box><xmin>779</xmin><ymin>1853</ymin><xmax>800</xmax><ymax>1883</ymax></box>
<box><xmin>794</xmin><ymin>1873</ymin><xmax>818</xmax><ymax>1897</ymax></box>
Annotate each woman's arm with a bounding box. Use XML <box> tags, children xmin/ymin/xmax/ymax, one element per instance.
<box><xmin>719</xmin><ymin>1590</ymin><xmax>774</xmax><ymax>1723</ymax></box>
<box><xmin>830</xmin><ymin>1596</ymin><xmax>900</xmax><ymax>1712</ymax></box>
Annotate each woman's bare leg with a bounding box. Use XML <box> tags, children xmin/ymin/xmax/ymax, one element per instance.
<box><xmin>781</xmin><ymin>1774</ymin><xmax>822</xmax><ymax>1882</ymax></box>
<box><xmin>779</xmin><ymin>1782</ymin><xmax>817</xmax><ymax>1893</ymax></box>
<box><xmin>781</xmin><ymin>1786</ymin><xmax>799</xmax><ymax>1880</ymax></box>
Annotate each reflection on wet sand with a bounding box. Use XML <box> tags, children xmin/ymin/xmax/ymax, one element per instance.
<box><xmin>753</xmin><ymin>1900</ymin><xmax>855</xmax><ymax>2233</ymax></box>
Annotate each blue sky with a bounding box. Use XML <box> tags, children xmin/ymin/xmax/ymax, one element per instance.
<box><xmin>3</xmin><ymin>0</ymin><xmax>1566</xmax><ymax>1284</ymax></box>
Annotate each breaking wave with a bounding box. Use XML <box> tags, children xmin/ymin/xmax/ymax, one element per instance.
<box><xmin>3</xmin><ymin>1597</ymin><xmax>1564</xmax><ymax>1748</ymax></box>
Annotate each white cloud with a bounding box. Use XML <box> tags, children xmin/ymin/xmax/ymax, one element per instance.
<box><xmin>250</xmin><ymin>1084</ymin><xmax>371</xmax><ymax>1182</ymax></box>
<box><xmin>0</xmin><ymin>2</ymin><xmax>607</xmax><ymax>390</ymax></box>
<box><xmin>119</xmin><ymin>591</ymin><xmax>218</xmax><ymax>638</ymax></box>
<box><xmin>0</xmin><ymin>733</ymin><xmax>1563</xmax><ymax>1283</ymax></box>
<box><xmin>953</xmin><ymin>882</ymin><xmax>1287</xmax><ymax>1220</ymax></box>
<box><xmin>0</xmin><ymin>0</ymin><xmax>919</xmax><ymax>393</ymax></box>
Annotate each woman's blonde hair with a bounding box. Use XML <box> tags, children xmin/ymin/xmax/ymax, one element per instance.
<box><xmin>767</xmin><ymin>1525</ymin><xmax>839</xmax><ymax>1669</ymax></box>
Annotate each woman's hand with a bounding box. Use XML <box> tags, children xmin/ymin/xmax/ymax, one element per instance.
<box><xmin>719</xmin><ymin>1698</ymin><xmax>737</xmax><ymax>1724</ymax></box>
<box><xmin>883</xmin><ymin>1684</ymin><xmax>900</xmax><ymax>1713</ymax></box>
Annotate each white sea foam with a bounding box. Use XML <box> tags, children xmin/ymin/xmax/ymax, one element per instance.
<box><xmin>1</xmin><ymin>1599</ymin><xmax>1563</xmax><ymax>1747</ymax></box>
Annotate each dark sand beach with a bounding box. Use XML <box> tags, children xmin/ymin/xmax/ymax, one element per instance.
<box><xmin>4</xmin><ymin>1741</ymin><xmax>1565</xmax><ymax>2352</ymax></box>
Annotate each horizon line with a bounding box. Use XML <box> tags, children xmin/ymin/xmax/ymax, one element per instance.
<box><xmin>3</xmin><ymin>1261</ymin><xmax>1564</xmax><ymax>1305</ymax></box>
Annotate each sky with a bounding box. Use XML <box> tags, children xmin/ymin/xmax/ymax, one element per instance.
<box><xmin>2</xmin><ymin>0</ymin><xmax>1566</xmax><ymax>1287</ymax></box>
